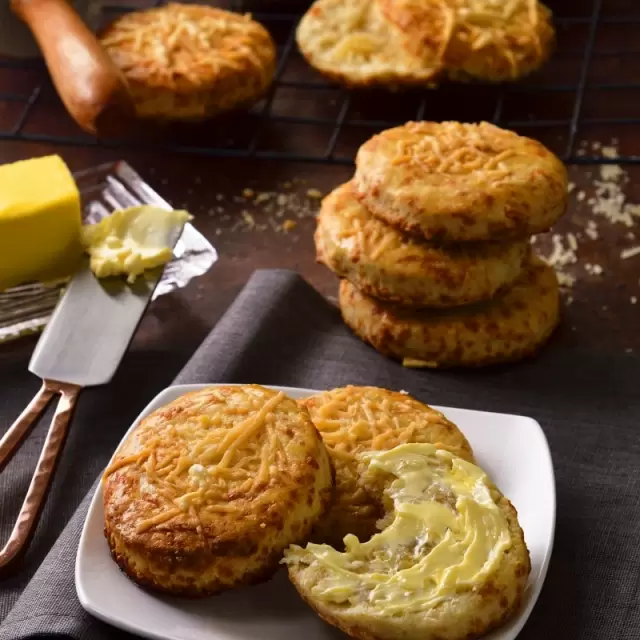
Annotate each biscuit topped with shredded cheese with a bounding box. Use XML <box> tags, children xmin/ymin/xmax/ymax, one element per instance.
<box><xmin>300</xmin><ymin>385</ymin><xmax>473</xmax><ymax>546</ymax></box>
<box><xmin>100</xmin><ymin>3</ymin><xmax>276</xmax><ymax>120</ymax></box>
<box><xmin>103</xmin><ymin>385</ymin><xmax>333</xmax><ymax>596</ymax></box>
<box><xmin>354</xmin><ymin>121</ymin><xmax>568</xmax><ymax>242</ymax></box>
<box><xmin>378</xmin><ymin>0</ymin><xmax>555</xmax><ymax>81</ymax></box>
<box><xmin>316</xmin><ymin>181</ymin><xmax>530</xmax><ymax>308</ymax></box>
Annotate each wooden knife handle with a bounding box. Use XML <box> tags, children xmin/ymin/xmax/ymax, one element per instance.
<box><xmin>11</xmin><ymin>0</ymin><xmax>135</xmax><ymax>136</ymax></box>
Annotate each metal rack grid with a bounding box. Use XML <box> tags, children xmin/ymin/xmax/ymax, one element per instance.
<box><xmin>1</xmin><ymin>0</ymin><xmax>640</xmax><ymax>165</ymax></box>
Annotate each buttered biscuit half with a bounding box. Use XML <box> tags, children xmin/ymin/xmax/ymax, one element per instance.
<box><xmin>354</xmin><ymin>121</ymin><xmax>568</xmax><ymax>242</ymax></box>
<box><xmin>300</xmin><ymin>385</ymin><xmax>474</xmax><ymax>546</ymax></box>
<box><xmin>103</xmin><ymin>384</ymin><xmax>333</xmax><ymax>596</ymax></box>
<box><xmin>316</xmin><ymin>181</ymin><xmax>530</xmax><ymax>308</ymax></box>
<box><xmin>285</xmin><ymin>443</ymin><xmax>530</xmax><ymax>640</ymax></box>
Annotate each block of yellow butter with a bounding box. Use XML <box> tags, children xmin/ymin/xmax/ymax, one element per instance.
<box><xmin>0</xmin><ymin>155</ymin><xmax>83</xmax><ymax>291</ymax></box>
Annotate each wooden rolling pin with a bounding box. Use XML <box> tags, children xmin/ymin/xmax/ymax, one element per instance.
<box><xmin>11</xmin><ymin>0</ymin><xmax>135</xmax><ymax>137</ymax></box>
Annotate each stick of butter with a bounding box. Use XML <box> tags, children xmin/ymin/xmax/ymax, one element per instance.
<box><xmin>0</xmin><ymin>155</ymin><xmax>83</xmax><ymax>291</ymax></box>
<box><xmin>81</xmin><ymin>206</ymin><xmax>193</xmax><ymax>284</ymax></box>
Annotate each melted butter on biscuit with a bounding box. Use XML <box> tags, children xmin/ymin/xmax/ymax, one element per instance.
<box><xmin>81</xmin><ymin>205</ymin><xmax>192</xmax><ymax>283</ymax></box>
<box><xmin>284</xmin><ymin>443</ymin><xmax>512</xmax><ymax>613</ymax></box>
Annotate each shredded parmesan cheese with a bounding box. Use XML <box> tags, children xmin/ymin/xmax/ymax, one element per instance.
<box><xmin>104</xmin><ymin>387</ymin><xmax>298</xmax><ymax>534</ymax></box>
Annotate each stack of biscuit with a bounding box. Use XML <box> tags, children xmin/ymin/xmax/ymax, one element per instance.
<box><xmin>296</xmin><ymin>0</ymin><xmax>555</xmax><ymax>88</ymax></box>
<box><xmin>315</xmin><ymin>121</ymin><xmax>568</xmax><ymax>367</ymax></box>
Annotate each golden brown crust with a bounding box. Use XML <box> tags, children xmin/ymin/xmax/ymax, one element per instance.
<box><xmin>300</xmin><ymin>385</ymin><xmax>474</xmax><ymax>546</ymax></box>
<box><xmin>296</xmin><ymin>0</ymin><xmax>441</xmax><ymax>89</ymax></box>
<box><xmin>316</xmin><ymin>181</ymin><xmax>530</xmax><ymax>308</ymax></box>
<box><xmin>103</xmin><ymin>384</ymin><xmax>333</xmax><ymax>596</ymax></box>
<box><xmin>378</xmin><ymin>0</ymin><xmax>555</xmax><ymax>82</ymax></box>
<box><xmin>286</xmin><ymin>455</ymin><xmax>531</xmax><ymax>640</ymax></box>
<box><xmin>353</xmin><ymin>121</ymin><xmax>568</xmax><ymax>243</ymax></box>
<box><xmin>100</xmin><ymin>3</ymin><xmax>276</xmax><ymax>120</ymax></box>
<box><xmin>339</xmin><ymin>256</ymin><xmax>560</xmax><ymax>368</ymax></box>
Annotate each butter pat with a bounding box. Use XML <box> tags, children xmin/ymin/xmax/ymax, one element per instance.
<box><xmin>0</xmin><ymin>155</ymin><xmax>83</xmax><ymax>291</ymax></box>
<box><xmin>81</xmin><ymin>206</ymin><xmax>192</xmax><ymax>283</ymax></box>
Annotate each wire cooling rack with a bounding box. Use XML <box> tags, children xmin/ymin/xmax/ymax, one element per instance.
<box><xmin>1</xmin><ymin>0</ymin><xmax>639</xmax><ymax>165</ymax></box>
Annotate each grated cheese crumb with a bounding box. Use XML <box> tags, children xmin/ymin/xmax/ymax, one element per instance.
<box><xmin>241</xmin><ymin>210</ymin><xmax>255</xmax><ymax>228</ymax></box>
<box><xmin>585</xmin><ymin>263</ymin><xmax>604</xmax><ymax>276</ymax></box>
<box><xmin>556</xmin><ymin>271</ymin><xmax>576</xmax><ymax>288</ymax></box>
<box><xmin>621</xmin><ymin>247</ymin><xmax>640</xmax><ymax>260</ymax></box>
<box><xmin>255</xmin><ymin>192</ymin><xmax>271</xmax><ymax>204</ymax></box>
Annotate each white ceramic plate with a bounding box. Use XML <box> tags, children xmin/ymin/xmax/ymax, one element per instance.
<box><xmin>76</xmin><ymin>384</ymin><xmax>556</xmax><ymax>640</ymax></box>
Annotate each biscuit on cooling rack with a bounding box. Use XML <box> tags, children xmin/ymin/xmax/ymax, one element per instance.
<box><xmin>340</xmin><ymin>255</ymin><xmax>560</xmax><ymax>368</ymax></box>
<box><xmin>99</xmin><ymin>3</ymin><xmax>276</xmax><ymax>120</ymax></box>
<box><xmin>296</xmin><ymin>0</ymin><xmax>441</xmax><ymax>88</ymax></box>
<box><xmin>379</xmin><ymin>0</ymin><xmax>555</xmax><ymax>82</ymax></box>
<box><xmin>300</xmin><ymin>385</ymin><xmax>474</xmax><ymax>545</ymax></box>
<box><xmin>316</xmin><ymin>181</ymin><xmax>530</xmax><ymax>308</ymax></box>
<box><xmin>354</xmin><ymin>121</ymin><xmax>568</xmax><ymax>242</ymax></box>
<box><xmin>103</xmin><ymin>385</ymin><xmax>333</xmax><ymax>596</ymax></box>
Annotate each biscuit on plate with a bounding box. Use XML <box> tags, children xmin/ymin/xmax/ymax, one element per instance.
<box><xmin>284</xmin><ymin>442</ymin><xmax>531</xmax><ymax>640</ymax></box>
<box><xmin>378</xmin><ymin>0</ymin><xmax>555</xmax><ymax>82</ymax></box>
<box><xmin>99</xmin><ymin>3</ymin><xmax>276</xmax><ymax>120</ymax></box>
<box><xmin>103</xmin><ymin>384</ymin><xmax>333</xmax><ymax>597</ymax></box>
<box><xmin>296</xmin><ymin>0</ymin><xmax>440</xmax><ymax>88</ymax></box>
<box><xmin>353</xmin><ymin>121</ymin><xmax>568</xmax><ymax>242</ymax></box>
<box><xmin>339</xmin><ymin>255</ymin><xmax>559</xmax><ymax>368</ymax></box>
<box><xmin>316</xmin><ymin>181</ymin><xmax>530</xmax><ymax>308</ymax></box>
<box><xmin>300</xmin><ymin>385</ymin><xmax>474</xmax><ymax>545</ymax></box>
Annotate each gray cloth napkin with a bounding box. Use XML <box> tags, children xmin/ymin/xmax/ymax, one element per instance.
<box><xmin>2</xmin><ymin>268</ymin><xmax>640</xmax><ymax>639</ymax></box>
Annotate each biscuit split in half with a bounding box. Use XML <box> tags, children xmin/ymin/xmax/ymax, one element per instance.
<box><xmin>353</xmin><ymin>121</ymin><xmax>568</xmax><ymax>243</ymax></box>
<box><xmin>316</xmin><ymin>181</ymin><xmax>530</xmax><ymax>308</ymax></box>
<box><xmin>296</xmin><ymin>0</ymin><xmax>554</xmax><ymax>87</ymax></box>
<box><xmin>340</xmin><ymin>256</ymin><xmax>560</xmax><ymax>368</ymax></box>
<box><xmin>100</xmin><ymin>3</ymin><xmax>276</xmax><ymax>120</ymax></box>
<box><xmin>295</xmin><ymin>0</ymin><xmax>440</xmax><ymax>89</ymax></box>
<box><xmin>379</xmin><ymin>0</ymin><xmax>555</xmax><ymax>82</ymax></box>
<box><xmin>301</xmin><ymin>385</ymin><xmax>474</xmax><ymax>545</ymax></box>
<box><xmin>103</xmin><ymin>384</ymin><xmax>333</xmax><ymax>596</ymax></box>
<box><xmin>285</xmin><ymin>442</ymin><xmax>531</xmax><ymax>640</ymax></box>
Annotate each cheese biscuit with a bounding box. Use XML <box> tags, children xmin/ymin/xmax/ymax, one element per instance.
<box><xmin>296</xmin><ymin>0</ymin><xmax>441</xmax><ymax>88</ymax></box>
<box><xmin>100</xmin><ymin>3</ymin><xmax>276</xmax><ymax>120</ymax></box>
<box><xmin>301</xmin><ymin>385</ymin><xmax>474</xmax><ymax>546</ymax></box>
<box><xmin>103</xmin><ymin>385</ymin><xmax>333</xmax><ymax>596</ymax></box>
<box><xmin>339</xmin><ymin>256</ymin><xmax>560</xmax><ymax>368</ymax></box>
<box><xmin>379</xmin><ymin>0</ymin><xmax>555</xmax><ymax>82</ymax></box>
<box><xmin>285</xmin><ymin>442</ymin><xmax>530</xmax><ymax>640</ymax></box>
<box><xmin>354</xmin><ymin>121</ymin><xmax>568</xmax><ymax>242</ymax></box>
<box><xmin>316</xmin><ymin>181</ymin><xmax>530</xmax><ymax>308</ymax></box>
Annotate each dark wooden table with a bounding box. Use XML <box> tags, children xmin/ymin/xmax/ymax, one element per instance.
<box><xmin>1</xmin><ymin>0</ymin><xmax>639</xmax><ymax>364</ymax></box>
